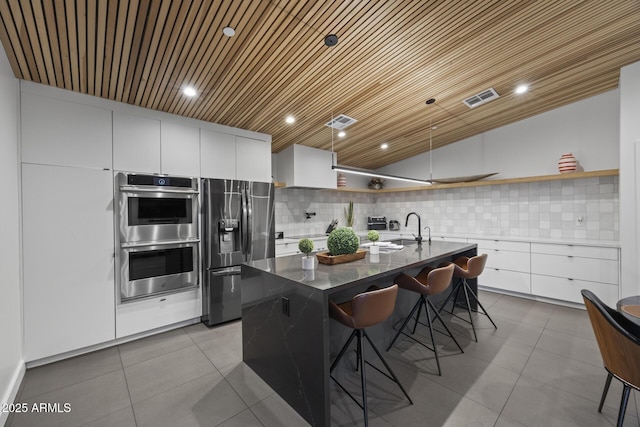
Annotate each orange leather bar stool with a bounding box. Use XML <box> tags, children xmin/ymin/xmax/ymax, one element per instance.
<box><xmin>329</xmin><ymin>284</ymin><xmax>412</xmax><ymax>427</ymax></box>
<box><xmin>386</xmin><ymin>263</ymin><xmax>463</xmax><ymax>376</ymax></box>
<box><xmin>439</xmin><ymin>254</ymin><xmax>497</xmax><ymax>342</ymax></box>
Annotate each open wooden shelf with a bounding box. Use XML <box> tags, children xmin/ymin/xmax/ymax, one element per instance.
<box><xmin>328</xmin><ymin>169</ymin><xmax>619</xmax><ymax>194</ymax></box>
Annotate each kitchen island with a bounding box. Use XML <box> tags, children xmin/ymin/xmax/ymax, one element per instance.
<box><xmin>241</xmin><ymin>241</ymin><xmax>477</xmax><ymax>427</ymax></box>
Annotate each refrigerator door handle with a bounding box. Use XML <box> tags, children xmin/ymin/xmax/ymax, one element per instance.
<box><xmin>241</xmin><ymin>185</ymin><xmax>249</xmax><ymax>257</ymax></box>
<box><xmin>246</xmin><ymin>184</ymin><xmax>253</xmax><ymax>260</ymax></box>
<box><xmin>208</xmin><ymin>266</ymin><xmax>242</xmax><ymax>276</ymax></box>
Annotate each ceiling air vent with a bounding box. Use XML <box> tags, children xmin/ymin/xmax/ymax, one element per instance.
<box><xmin>463</xmin><ymin>87</ymin><xmax>500</xmax><ymax>108</ymax></box>
<box><xmin>325</xmin><ymin>114</ymin><xmax>358</xmax><ymax>129</ymax></box>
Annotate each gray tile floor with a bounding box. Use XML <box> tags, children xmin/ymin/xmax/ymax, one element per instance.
<box><xmin>7</xmin><ymin>291</ymin><xmax>639</xmax><ymax>427</ymax></box>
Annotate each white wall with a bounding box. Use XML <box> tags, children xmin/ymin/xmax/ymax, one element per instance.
<box><xmin>0</xmin><ymin>47</ymin><xmax>24</xmax><ymax>423</ymax></box>
<box><xmin>380</xmin><ymin>90</ymin><xmax>620</xmax><ymax>187</ymax></box>
<box><xmin>619</xmin><ymin>61</ymin><xmax>640</xmax><ymax>297</ymax></box>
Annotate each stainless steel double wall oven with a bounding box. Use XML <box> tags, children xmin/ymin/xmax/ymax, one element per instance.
<box><xmin>115</xmin><ymin>173</ymin><xmax>200</xmax><ymax>303</ymax></box>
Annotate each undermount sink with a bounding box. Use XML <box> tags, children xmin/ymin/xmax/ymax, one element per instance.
<box><xmin>387</xmin><ymin>238</ymin><xmax>419</xmax><ymax>246</ymax></box>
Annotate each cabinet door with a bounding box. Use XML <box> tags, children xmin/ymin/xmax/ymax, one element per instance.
<box><xmin>21</xmin><ymin>92</ymin><xmax>112</xmax><ymax>169</ymax></box>
<box><xmin>236</xmin><ymin>136</ymin><xmax>271</xmax><ymax>182</ymax></box>
<box><xmin>113</xmin><ymin>112</ymin><xmax>161</xmax><ymax>173</ymax></box>
<box><xmin>22</xmin><ymin>164</ymin><xmax>115</xmax><ymax>360</ymax></box>
<box><xmin>200</xmin><ymin>129</ymin><xmax>236</xmax><ymax>179</ymax></box>
<box><xmin>161</xmin><ymin>121</ymin><xmax>200</xmax><ymax>177</ymax></box>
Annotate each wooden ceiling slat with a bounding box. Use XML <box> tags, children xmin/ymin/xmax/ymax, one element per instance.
<box><xmin>126</xmin><ymin>0</ymin><xmax>160</xmax><ymax>104</ymax></box>
<box><xmin>64</xmin><ymin>0</ymin><xmax>79</xmax><ymax>91</ymax></box>
<box><xmin>133</xmin><ymin>0</ymin><xmax>174</xmax><ymax>105</ymax></box>
<box><xmin>1</xmin><ymin>0</ymin><xmax>639</xmax><ymax>170</ymax></box>
<box><xmin>108</xmin><ymin>0</ymin><xmax>129</xmax><ymax>99</ymax></box>
<box><xmin>179</xmin><ymin>2</ymin><xmax>271</xmax><ymax>118</ymax></box>
<box><xmin>152</xmin><ymin>0</ymin><xmax>210</xmax><ymax>111</ymax></box>
<box><xmin>147</xmin><ymin>0</ymin><xmax>201</xmax><ymax>110</ymax></box>
<box><xmin>8</xmin><ymin>0</ymin><xmax>40</xmax><ymax>82</ymax></box>
<box><xmin>17</xmin><ymin>0</ymin><xmax>49</xmax><ymax>84</ymax></box>
<box><xmin>138</xmin><ymin>1</ymin><xmax>185</xmax><ymax>106</ymax></box>
<box><xmin>76</xmin><ymin>0</ymin><xmax>87</xmax><ymax>93</ymax></box>
<box><xmin>178</xmin><ymin>0</ymin><xmax>266</xmax><ymax>120</ymax></box>
<box><xmin>94</xmin><ymin>0</ymin><xmax>107</xmax><ymax>97</ymax></box>
<box><xmin>121</xmin><ymin>0</ymin><xmax>148</xmax><ymax>101</ymax></box>
<box><xmin>0</xmin><ymin>1</ymin><xmax>29</xmax><ymax>79</ymax></box>
<box><xmin>29</xmin><ymin>0</ymin><xmax>56</xmax><ymax>86</ymax></box>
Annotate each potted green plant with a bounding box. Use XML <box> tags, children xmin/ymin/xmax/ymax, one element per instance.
<box><xmin>344</xmin><ymin>200</ymin><xmax>355</xmax><ymax>228</ymax></box>
<box><xmin>316</xmin><ymin>227</ymin><xmax>366</xmax><ymax>265</ymax></box>
<box><xmin>367</xmin><ymin>230</ymin><xmax>380</xmax><ymax>254</ymax></box>
<box><xmin>298</xmin><ymin>238</ymin><xmax>315</xmax><ymax>270</ymax></box>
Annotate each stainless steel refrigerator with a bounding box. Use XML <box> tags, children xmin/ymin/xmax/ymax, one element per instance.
<box><xmin>201</xmin><ymin>179</ymin><xmax>275</xmax><ymax>326</ymax></box>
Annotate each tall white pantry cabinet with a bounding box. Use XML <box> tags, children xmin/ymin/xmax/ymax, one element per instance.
<box><xmin>21</xmin><ymin>91</ymin><xmax>115</xmax><ymax>361</ymax></box>
<box><xmin>19</xmin><ymin>82</ymin><xmax>272</xmax><ymax>362</ymax></box>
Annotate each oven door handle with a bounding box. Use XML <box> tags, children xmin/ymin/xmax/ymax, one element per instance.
<box><xmin>121</xmin><ymin>239</ymin><xmax>200</xmax><ymax>249</ymax></box>
<box><xmin>119</xmin><ymin>186</ymin><xmax>199</xmax><ymax>195</ymax></box>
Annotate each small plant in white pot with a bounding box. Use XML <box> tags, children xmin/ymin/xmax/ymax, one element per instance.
<box><xmin>299</xmin><ymin>238</ymin><xmax>315</xmax><ymax>270</ymax></box>
<box><xmin>367</xmin><ymin>230</ymin><xmax>380</xmax><ymax>254</ymax></box>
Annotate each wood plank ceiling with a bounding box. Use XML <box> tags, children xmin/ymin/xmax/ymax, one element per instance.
<box><xmin>1</xmin><ymin>0</ymin><xmax>639</xmax><ymax>170</ymax></box>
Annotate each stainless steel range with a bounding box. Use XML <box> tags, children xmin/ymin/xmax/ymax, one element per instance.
<box><xmin>115</xmin><ymin>172</ymin><xmax>200</xmax><ymax>303</ymax></box>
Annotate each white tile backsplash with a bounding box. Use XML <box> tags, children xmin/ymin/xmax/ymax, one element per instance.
<box><xmin>274</xmin><ymin>176</ymin><xmax>619</xmax><ymax>241</ymax></box>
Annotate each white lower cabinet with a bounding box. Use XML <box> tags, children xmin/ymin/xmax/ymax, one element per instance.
<box><xmin>22</xmin><ymin>164</ymin><xmax>115</xmax><ymax>361</ymax></box>
<box><xmin>116</xmin><ymin>289</ymin><xmax>201</xmax><ymax>338</ymax></box>
<box><xmin>474</xmin><ymin>239</ymin><xmax>531</xmax><ymax>295</ymax></box>
<box><xmin>480</xmin><ymin>268</ymin><xmax>531</xmax><ymax>294</ymax></box>
<box><xmin>531</xmin><ymin>275</ymin><xmax>619</xmax><ymax>307</ymax></box>
<box><xmin>530</xmin><ymin>242</ymin><xmax>619</xmax><ymax>306</ymax></box>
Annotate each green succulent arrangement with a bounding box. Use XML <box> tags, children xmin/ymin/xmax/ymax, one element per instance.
<box><xmin>367</xmin><ymin>230</ymin><xmax>380</xmax><ymax>244</ymax></box>
<box><xmin>298</xmin><ymin>238</ymin><xmax>314</xmax><ymax>257</ymax></box>
<box><xmin>327</xmin><ymin>227</ymin><xmax>360</xmax><ymax>256</ymax></box>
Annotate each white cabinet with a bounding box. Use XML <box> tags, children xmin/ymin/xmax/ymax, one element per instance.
<box><xmin>236</xmin><ymin>136</ymin><xmax>271</xmax><ymax>182</ymax></box>
<box><xmin>201</xmin><ymin>130</ymin><xmax>271</xmax><ymax>181</ymax></box>
<box><xmin>201</xmin><ymin>129</ymin><xmax>236</xmax><ymax>179</ymax></box>
<box><xmin>21</xmin><ymin>92</ymin><xmax>112</xmax><ymax>169</ymax></box>
<box><xmin>113</xmin><ymin>112</ymin><xmax>161</xmax><ymax>173</ymax></box>
<box><xmin>275</xmin><ymin>237</ymin><xmax>328</xmax><ymax>257</ymax></box>
<box><xmin>276</xmin><ymin>144</ymin><xmax>336</xmax><ymax>189</ymax></box>
<box><xmin>22</xmin><ymin>164</ymin><xmax>115</xmax><ymax>361</ymax></box>
<box><xmin>116</xmin><ymin>289</ymin><xmax>201</xmax><ymax>338</ymax></box>
<box><xmin>114</xmin><ymin>114</ymin><xmax>202</xmax><ymax>176</ymax></box>
<box><xmin>530</xmin><ymin>243</ymin><xmax>619</xmax><ymax>306</ymax></box>
<box><xmin>473</xmin><ymin>238</ymin><xmax>531</xmax><ymax>295</ymax></box>
<box><xmin>161</xmin><ymin>121</ymin><xmax>200</xmax><ymax>177</ymax></box>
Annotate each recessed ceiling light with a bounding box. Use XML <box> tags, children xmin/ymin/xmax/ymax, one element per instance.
<box><xmin>380</xmin><ymin>143</ymin><xmax>389</xmax><ymax>150</ymax></box>
<box><xmin>285</xmin><ymin>115</ymin><xmax>295</xmax><ymax>124</ymax></box>
<box><xmin>183</xmin><ymin>86</ymin><xmax>197</xmax><ymax>97</ymax></box>
<box><xmin>338</xmin><ymin>131</ymin><xmax>346</xmax><ymax>138</ymax></box>
<box><xmin>223</xmin><ymin>26</ymin><xmax>235</xmax><ymax>37</ymax></box>
<box><xmin>515</xmin><ymin>84</ymin><xmax>529</xmax><ymax>94</ymax></box>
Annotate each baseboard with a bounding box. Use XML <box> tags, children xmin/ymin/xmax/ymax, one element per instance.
<box><xmin>0</xmin><ymin>360</ymin><xmax>26</xmax><ymax>427</ymax></box>
<box><xmin>26</xmin><ymin>317</ymin><xmax>201</xmax><ymax>368</ymax></box>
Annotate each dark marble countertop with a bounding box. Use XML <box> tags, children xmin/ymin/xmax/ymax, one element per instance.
<box><xmin>243</xmin><ymin>240</ymin><xmax>476</xmax><ymax>294</ymax></box>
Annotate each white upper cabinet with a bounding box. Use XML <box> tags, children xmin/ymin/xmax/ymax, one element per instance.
<box><xmin>201</xmin><ymin>129</ymin><xmax>236</xmax><ymax>179</ymax></box>
<box><xmin>276</xmin><ymin>144</ymin><xmax>336</xmax><ymax>188</ymax></box>
<box><xmin>113</xmin><ymin>112</ymin><xmax>161</xmax><ymax>173</ymax></box>
<box><xmin>236</xmin><ymin>136</ymin><xmax>272</xmax><ymax>182</ymax></box>
<box><xmin>21</xmin><ymin>92</ymin><xmax>112</xmax><ymax>169</ymax></box>
<box><xmin>161</xmin><ymin>121</ymin><xmax>200</xmax><ymax>177</ymax></box>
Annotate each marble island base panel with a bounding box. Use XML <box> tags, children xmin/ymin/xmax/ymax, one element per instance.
<box><xmin>241</xmin><ymin>241</ymin><xmax>478</xmax><ymax>427</ymax></box>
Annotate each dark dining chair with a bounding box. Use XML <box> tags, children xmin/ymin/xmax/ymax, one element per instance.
<box><xmin>581</xmin><ymin>289</ymin><xmax>640</xmax><ymax>427</ymax></box>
